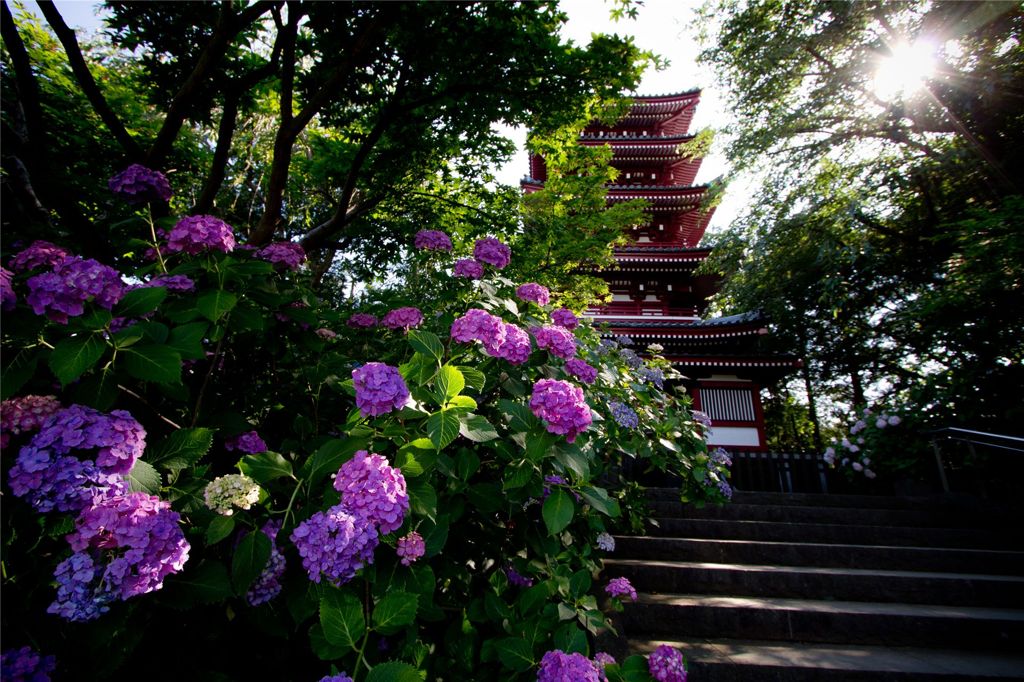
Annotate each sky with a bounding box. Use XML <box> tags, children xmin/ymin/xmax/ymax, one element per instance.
<box><xmin>25</xmin><ymin>0</ymin><xmax>744</xmax><ymax>234</ymax></box>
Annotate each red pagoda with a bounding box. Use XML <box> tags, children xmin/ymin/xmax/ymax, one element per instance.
<box><xmin>523</xmin><ymin>89</ymin><xmax>799</xmax><ymax>451</ymax></box>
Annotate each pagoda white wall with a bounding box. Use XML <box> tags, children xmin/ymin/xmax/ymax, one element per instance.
<box><xmin>706</xmin><ymin>426</ymin><xmax>761</xmax><ymax>448</ymax></box>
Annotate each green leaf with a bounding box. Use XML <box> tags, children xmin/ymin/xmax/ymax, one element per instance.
<box><xmin>498</xmin><ymin>399</ymin><xmax>537</xmax><ymax>433</ymax></box>
<box><xmin>494</xmin><ymin>637</ymin><xmax>534</xmax><ymax>672</ymax></box>
<box><xmin>72</xmin><ymin>368</ymin><xmax>119</xmax><ymax>411</ymax></box>
<box><xmin>467</xmin><ymin>482</ymin><xmax>502</xmax><ymax>513</ymax></box>
<box><xmin>447</xmin><ymin>395</ymin><xmax>477</xmax><ymax>411</ymax></box>
<box><xmin>232</xmin><ymin>530</ymin><xmax>272</xmax><ymax>594</ymax></box>
<box><xmin>554</xmin><ymin>622</ymin><xmax>588</xmax><ymax>655</ymax></box>
<box><xmin>503</xmin><ymin>461</ymin><xmax>534</xmax><ymax>490</ymax></box>
<box><xmin>372</xmin><ymin>591</ymin><xmax>418</xmax><ymax>634</ymax></box>
<box><xmin>2</xmin><ymin>350</ymin><xmax>40</xmax><ymax>400</ymax></box>
<box><xmin>554</xmin><ymin>447</ymin><xmax>590</xmax><ymax>480</ymax></box>
<box><xmin>365</xmin><ymin>661</ymin><xmax>423</xmax><ymax>682</ymax></box>
<box><xmin>620</xmin><ymin>654</ymin><xmax>656</xmax><ymax>681</ymax></box>
<box><xmin>517</xmin><ymin>582</ymin><xmax>554</xmax><ymax>616</ymax></box>
<box><xmin>309</xmin><ymin>623</ymin><xmax>348</xmax><ymax>661</ymax></box>
<box><xmin>127</xmin><ymin>459</ymin><xmax>161</xmax><ymax>494</ymax></box>
<box><xmin>459</xmin><ymin>414</ymin><xmax>499</xmax><ymax>442</ymax></box>
<box><xmin>408</xmin><ymin>478</ymin><xmax>438</xmax><ymax>521</ymax></box>
<box><xmin>408</xmin><ymin>330</ymin><xmax>444</xmax><ymax>362</ymax></box>
<box><xmin>426</xmin><ymin>410</ymin><xmax>460</xmax><ymax>450</ymax></box>
<box><xmin>166</xmin><ymin>322</ymin><xmax>208</xmax><ymax>360</ymax></box>
<box><xmin>49</xmin><ymin>334</ymin><xmax>106</xmax><ymax>386</ymax></box>
<box><xmin>542</xmin><ymin>490</ymin><xmax>574</xmax><ymax>536</ymax></box>
<box><xmin>167</xmin><ymin>560</ymin><xmax>233</xmax><ymax>605</ymax></box>
<box><xmin>205</xmin><ymin>515</ymin><xmax>236</xmax><ymax>546</ymax></box>
<box><xmin>239</xmin><ymin>451</ymin><xmax>293</xmax><ymax>483</ymax></box>
<box><xmin>569</xmin><ymin>569</ymin><xmax>592</xmax><ymax>598</ymax></box>
<box><xmin>423</xmin><ymin>515</ymin><xmax>448</xmax><ymax>556</ymax></box>
<box><xmin>457</xmin><ymin>366</ymin><xmax>486</xmax><ymax>393</ymax></box>
<box><xmin>147</xmin><ymin>428</ymin><xmax>214</xmax><ymax>471</ymax></box>
<box><xmin>435</xmin><ymin>365</ymin><xmax>465</xmax><ymax>402</ymax></box>
<box><xmin>320</xmin><ymin>588</ymin><xmax>365</xmax><ymax>651</ymax></box>
<box><xmin>115</xmin><ymin>286</ymin><xmax>167</xmax><ymax>317</ymax></box>
<box><xmin>580</xmin><ymin>486</ymin><xmax>621</xmax><ymax>517</ymax></box>
<box><xmin>302</xmin><ymin>437</ymin><xmax>368</xmax><ymax>486</ymax></box>
<box><xmin>122</xmin><ymin>345</ymin><xmax>181</xmax><ymax>384</ymax></box>
<box><xmin>197</xmin><ymin>289</ymin><xmax>238</xmax><ymax>322</ymax></box>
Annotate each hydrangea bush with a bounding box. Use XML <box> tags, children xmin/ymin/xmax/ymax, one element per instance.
<box><xmin>0</xmin><ymin>170</ymin><xmax>720</xmax><ymax>679</ymax></box>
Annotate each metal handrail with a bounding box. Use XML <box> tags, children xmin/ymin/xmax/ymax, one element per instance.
<box><xmin>929</xmin><ymin>427</ymin><xmax>1024</xmax><ymax>492</ymax></box>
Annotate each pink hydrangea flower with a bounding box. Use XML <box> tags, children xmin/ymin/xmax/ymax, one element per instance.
<box><xmin>0</xmin><ymin>267</ymin><xmax>14</xmax><ymax>312</ymax></box>
<box><xmin>516</xmin><ymin>282</ymin><xmax>550</xmax><ymax>306</ymax></box>
<box><xmin>605</xmin><ymin>576</ymin><xmax>637</xmax><ymax>601</ymax></box>
<box><xmin>473</xmin><ymin>237</ymin><xmax>511</xmax><ymax>269</ymax></box>
<box><xmin>256</xmin><ymin>242</ymin><xmax>305</xmax><ymax>270</ymax></box>
<box><xmin>529</xmin><ymin>379</ymin><xmax>592</xmax><ymax>443</ymax></box>
<box><xmin>551</xmin><ymin>308</ymin><xmax>579</xmax><ymax>329</ymax></box>
<box><xmin>0</xmin><ymin>394</ymin><xmax>61</xmax><ymax>447</ymax></box>
<box><xmin>347</xmin><ymin>313</ymin><xmax>378</xmax><ymax>328</ymax></box>
<box><xmin>498</xmin><ymin>322</ymin><xmax>532</xmax><ymax>364</ymax></box>
<box><xmin>316</xmin><ymin>327</ymin><xmax>338</xmax><ymax>339</ymax></box>
<box><xmin>396</xmin><ymin>531</ymin><xmax>425</xmax><ymax>565</ymax></box>
<box><xmin>414</xmin><ymin>230</ymin><xmax>453</xmax><ymax>251</ymax></box>
<box><xmin>8</xmin><ymin>241</ymin><xmax>70</xmax><ymax>272</ymax></box>
<box><xmin>564</xmin><ymin>358</ymin><xmax>597</xmax><ymax>384</ymax></box>
<box><xmin>165</xmin><ymin>215</ymin><xmax>235</xmax><ymax>255</ymax></box>
<box><xmin>531</xmin><ymin>325</ymin><xmax>577</xmax><ymax>360</ymax></box>
<box><xmin>537</xmin><ymin>651</ymin><xmax>599</xmax><ymax>682</ymax></box>
<box><xmin>380</xmin><ymin>307</ymin><xmax>423</xmax><ymax>331</ymax></box>
<box><xmin>333</xmin><ymin>451</ymin><xmax>409</xmax><ymax>535</ymax></box>
<box><xmin>453</xmin><ymin>258</ymin><xmax>484</xmax><ymax>279</ymax></box>
<box><xmin>451</xmin><ymin>309</ymin><xmax>506</xmax><ymax>355</ymax></box>
<box><xmin>648</xmin><ymin>645</ymin><xmax>687</xmax><ymax>682</ymax></box>
<box><xmin>352</xmin><ymin>362</ymin><xmax>410</xmax><ymax>417</ymax></box>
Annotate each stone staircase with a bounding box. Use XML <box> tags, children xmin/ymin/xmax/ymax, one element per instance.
<box><xmin>606</xmin><ymin>490</ymin><xmax>1024</xmax><ymax>680</ymax></box>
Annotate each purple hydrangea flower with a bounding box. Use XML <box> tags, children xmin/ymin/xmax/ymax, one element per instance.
<box><xmin>648</xmin><ymin>644</ymin><xmax>687</xmax><ymax>682</ymax></box>
<box><xmin>505</xmin><ymin>566</ymin><xmax>533</xmax><ymax>587</ymax></box>
<box><xmin>619</xmin><ymin>348</ymin><xmax>643</xmax><ymax>369</ymax></box>
<box><xmin>596</xmin><ymin>532</ymin><xmax>615</xmax><ymax>552</ymax></box>
<box><xmin>224</xmin><ymin>430</ymin><xmax>268</xmax><ymax>454</ymax></box>
<box><xmin>347</xmin><ymin>313</ymin><xmax>378</xmax><ymax>328</ymax></box>
<box><xmin>564</xmin><ymin>358</ymin><xmax>597</xmax><ymax>384</ymax></box>
<box><xmin>316</xmin><ymin>327</ymin><xmax>338</xmax><ymax>340</ymax></box>
<box><xmin>542</xmin><ymin>474</ymin><xmax>567</xmax><ymax>499</ymax></box>
<box><xmin>246</xmin><ymin>521</ymin><xmax>287</xmax><ymax>606</ymax></box>
<box><xmin>473</xmin><ymin>237</ymin><xmax>511</xmax><ymax>269</ymax></box>
<box><xmin>133</xmin><ymin>274</ymin><xmax>195</xmax><ymax>292</ymax></box>
<box><xmin>531</xmin><ymin>325</ymin><xmax>577</xmax><ymax>360</ymax></box>
<box><xmin>26</xmin><ymin>256</ymin><xmax>126</xmax><ymax>324</ymax></box>
<box><xmin>8</xmin><ymin>240</ymin><xmax>70</xmax><ymax>273</ymax></box>
<box><xmin>638</xmin><ymin>367</ymin><xmax>664</xmax><ymax>389</ymax></box>
<box><xmin>333</xmin><ymin>451</ymin><xmax>409</xmax><ymax>535</ymax></box>
<box><xmin>529</xmin><ymin>379</ymin><xmax>592</xmax><ymax>443</ymax></box>
<box><xmin>290</xmin><ymin>504</ymin><xmax>378</xmax><ymax>584</ymax></box>
<box><xmin>453</xmin><ymin>258</ymin><xmax>485</xmax><ymax>279</ymax></box>
<box><xmin>888</xmin><ymin>415</ymin><xmax>901</xmax><ymax>426</ymax></box>
<box><xmin>499</xmin><ymin>322</ymin><xmax>532</xmax><ymax>365</ymax></box>
<box><xmin>165</xmin><ymin>215</ymin><xmax>235</xmax><ymax>255</ymax></box>
<box><xmin>691</xmin><ymin>410</ymin><xmax>712</xmax><ymax>428</ymax></box>
<box><xmin>609</xmin><ymin>401</ymin><xmax>639</xmax><ymax>429</ymax></box>
<box><xmin>537</xmin><ymin>650</ymin><xmax>600</xmax><ymax>682</ymax></box>
<box><xmin>551</xmin><ymin>308</ymin><xmax>579</xmax><ymax>329</ymax></box>
<box><xmin>380</xmin><ymin>307</ymin><xmax>423</xmax><ymax>331</ymax></box>
<box><xmin>1</xmin><ymin>646</ymin><xmax>56</xmax><ymax>682</ymax></box>
<box><xmin>710</xmin><ymin>447</ymin><xmax>732</xmax><ymax>467</ymax></box>
<box><xmin>396</xmin><ymin>531</ymin><xmax>425</xmax><ymax>566</ymax></box>
<box><xmin>451</xmin><ymin>309</ymin><xmax>506</xmax><ymax>355</ymax></box>
<box><xmin>256</xmin><ymin>242</ymin><xmax>305</xmax><ymax>270</ymax></box>
<box><xmin>8</xmin><ymin>405</ymin><xmax>145</xmax><ymax>513</ymax></box>
<box><xmin>108</xmin><ymin>164</ymin><xmax>172</xmax><ymax>204</ymax></box>
<box><xmin>352</xmin><ymin>363</ymin><xmax>410</xmax><ymax>417</ymax></box>
<box><xmin>414</xmin><ymin>229</ymin><xmax>453</xmax><ymax>251</ymax></box>
<box><xmin>51</xmin><ymin>492</ymin><xmax>190</xmax><ymax>621</ymax></box>
<box><xmin>605</xmin><ymin>576</ymin><xmax>637</xmax><ymax>601</ymax></box>
<box><xmin>516</xmin><ymin>282</ymin><xmax>550</xmax><ymax>306</ymax></box>
<box><xmin>716</xmin><ymin>478</ymin><xmax>734</xmax><ymax>499</ymax></box>
<box><xmin>0</xmin><ymin>394</ymin><xmax>62</xmax><ymax>448</ymax></box>
<box><xmin>319</xmin><ymin>675</ymin><xmax>354</xmax><ymax>682</ymax></box>
<box><xmin>1</xmin><ymin>267</ymin><xmax>15</xmax><ymax>311</ymax></box>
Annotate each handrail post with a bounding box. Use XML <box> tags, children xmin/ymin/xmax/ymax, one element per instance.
<box><xmin>931</xmin><ymin>437</ymin><xmax>950</xmax><ymax>493</ymax></box>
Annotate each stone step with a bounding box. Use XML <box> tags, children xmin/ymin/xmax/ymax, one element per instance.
<box><xmin>627</xmin><ymin>637</ymin><xmax>1024</xmax><ymax>681</ymax></box>
<box><xmin>646</xmin><ymin>501</ymin><xmax>995</xmax><ymax>528</ymax></box>
<box><xmin>605</xmin><ymin>559</ymin><xmax>1024</xmax><ymax>607</ymax></box>
<box><xmin>648</xmin><ymin>517</ymin><xmax>1024</xmax><ymax>550</ymax></box>
<box><xmin>621</xmin><ymin>594</ymin><xmax>1024</xmax><ymax>651</ymax></box>
<box><xmin>613</xmin><ymin>536</ymin><xmax>1024</xmax><ymax>575</ymax></box>
<box><xmin>647</xmin><ymin>488</ymin><xmax>936</xmax><ymax>510</ymax></box>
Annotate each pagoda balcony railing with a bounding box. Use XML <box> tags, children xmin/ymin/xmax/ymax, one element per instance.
<box><xmin>586</xmin><ymin>303</ymin><xmax>698</xmax><ymax>319</ymax></box>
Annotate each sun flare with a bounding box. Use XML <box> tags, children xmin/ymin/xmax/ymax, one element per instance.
<box><xmin>872</xmin><ymin>40</ymin><xmax>937</xmax><ymax>101</ymax></box>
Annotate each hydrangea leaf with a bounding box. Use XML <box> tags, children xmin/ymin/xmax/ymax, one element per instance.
<box><xmin>502</xmin><ymin>461</ymin><xmax>534</xmax><ymax>490</ymax></box>
<box><xmin>569</xmin><ymin>569</ymin><xmax>592</xmax><ymax>599</ymax></box>
<box><xmin>163</xmin><ymin>560</ymin><xmax>233</xmax><ymax>607</ymax></box>
<box><xmin>459</xmin><ymin>414</ymin><xmax>499</xmax><ymax>442</ymax></box>
<box><xmin>516</xmin><ymin>582</ymin><xmax>554</xmax><ymax>617</ymax></box>
<box><xmin>467</xmin><ymin>482</ymin><xmax>502</xmax><ymax>514</ymax></box>
<box><xmin>435</xmin><ymin>365</ymin><xmax>465</xmax><ymax>402</ymax></box>
<box><xmin>309</xmin><ymin>623</ymin><xmax>349</xmax><ymax>661</ymax></box>
<box><xmin>498</xmin><ymin>399</ymin><xmax>538</xmax><ymax>433</ymax></box>
<box><xmin>372</xmin><ymin>591</ymin><xmax>418</xmax><ymax>634</ymax></box>
<box><xmin>426</xmin><ymin>410</ymin><xmax>460</xmax><ymax>450</ymax></box>
<box><xmin>446</xmin><ymin>395</ymin><xmax>477</xmax><ymax>411</ymax></box>
<box><xmin>239</xmin><ymin>450</ymin><xmax>294</xmax><ymax>483</ymax></box>
<box><xmin>128</xmin><ymin>459</ymin><xmax>162</xmax><ymax>494</ymax></box>
<box><xmin>231</xmin><ymin>530</ymin><xmax>272</xmax><ymax>594</ymax></box>
<box><xmin>196</xmin><ymin>289</ymin><xmax>238</xmax><ymax>322</ymax></box>
<box><xmin>542</xmin><ymin>489</ymin><xmax>574</xmax><ymax>536</ymax></box>
<box><xmin>121</xmin><ymin>345</ymin><xmax>182</xmax><ymax>384</ymax></box>
<box><xmin>71</xmin><ymin>367</ymin><xmax>119</xmax><ymax>411</ymax></box>
<box><xmin>456</xmin><ymin>366</ymin><xmax>486</xmax><ymax>394</ymax></box>
<box><xmin>494</xmin><ymin>637</ymin><xmax>534</xmax><ymax>672</ymax></box>
<box><xmin>580</xmin><ymin>486</ymin><xmax>621</xmax><ymax>518</ymax></box>
<box><xmin>147</xmin><ymin>428</ymin><xmax>214</xmax><ymax>471</ymax></box>
<box><xmin>302</xmin><ymin>436</ymin><xmax>369</xmax><ymax>486</ymax></box>
<box><xmin>408</xmin><ymin>478</ymin><xmax>438</xmax><ymax>521</ymax></box>
<box><xmin>320</xmin><ymin>588</ymin><xmax>365</xmax><ymax>650</ymax></box>
<box><xmin>365</xmin><ymin>661</ymin><xmax>423</xmax><ymax>682</ymax></box>
<box><xmin>554</xmin><ymin>446</ymin><xmax>590</xmax><ymax>479</ymax></box>
<box><xmin>455</xmin><ymin>450</ymin><xmax>480</xmax><ymax>481</ymax></box>
<box><xmin>554</xmin><ymin>622</ymin><xmax>589</xmax><ymax>656</ymax></box>
<box><xmin>114</xmin><ymin>286</ymin><xmax>167</xmax><ymax>317</ymax></box>
<box><xmin>422</xmin><ymin>514</ymin><xmax>448</xmax><ymax>556</ymax></box>
<box><xmin>205</xmin><ymin>515</ymin><xmax>235</xmax><ymax>546</ymax></box>
<box><xmin>620</xmin><ymin>654</ymin><xmax>655</xmax><ymax>682</ymax></box>
<box><xmin>408</xmin><ymin>330</ymin><xmax>444</xmax><ymax>363</ymax></box>
<box><xmin>1</xmin><ymin>349</ymin><xmax>40</xmax><ymax>400</ymax></box>
<box><xmin>48</xmin><ymin>333</ymin><xmax>106</xmax><ymax>386</ymax></box>
<box><xmin>166</xmin><ymin>321</ymin><xmax>208</xmax><ymax>360</ymax></box>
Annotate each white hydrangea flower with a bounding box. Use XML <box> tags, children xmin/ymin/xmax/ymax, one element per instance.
<box><xmin>596</xmin><ymin>532</ymin><xmax>615</xmax><ymax>552</ymax></box>
<box><xmin>204</xmin><ymin>474</ymin><xmax>261</xmax><ymax>516</ymax></box>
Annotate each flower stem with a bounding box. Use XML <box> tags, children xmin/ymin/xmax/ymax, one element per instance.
<box><xmin>147</xmin><ymin>206</ymin><xmax>168</xmax><ymax>274</ymax></box>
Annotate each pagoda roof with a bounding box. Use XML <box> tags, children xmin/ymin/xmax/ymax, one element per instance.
<box><xmin>612</xmin><ymin>247</ymin><xmax>711</xmax><ymax>264</ymax></box>
<box><xmin>669</xmin><ymin>354</ymin><xmax>804</xmax><ymax>370</ymax></box>
<box><xmin>592</xmin><ymin>311</ymin><xmax>768</xmax><ymax>340</ymax></box>
<box><xmin>579</xmin><ymin>134</ymin><xmax>695</xmax><ymax>144</ymax></box>
<box><xmin>632</xmin><ymin>89</ymin><xmax>701</xmax><ymax>102</ymax></box>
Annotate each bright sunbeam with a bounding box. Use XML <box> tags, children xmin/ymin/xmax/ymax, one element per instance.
<box><xmin>872</xmin><ymin>40</ymin><xmax>937</xmax><ymax>101</ymax></box>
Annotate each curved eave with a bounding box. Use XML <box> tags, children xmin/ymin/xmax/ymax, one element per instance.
<box><xmin>592</xmin><ymin>324</ymin><xmax>768</xmax><ymax>340</ymax></box>
<box><xmin>668</xmin><ymin>355</ymin><xmax>804</xmax><ymax>370</ymax></box>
